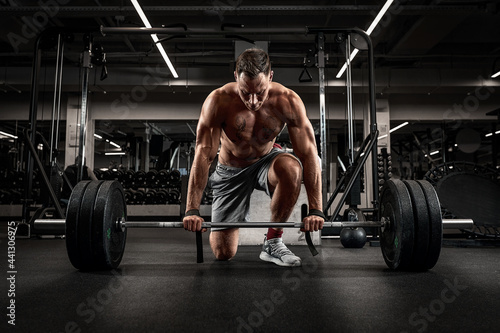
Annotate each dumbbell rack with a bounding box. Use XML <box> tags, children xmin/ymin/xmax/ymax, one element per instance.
<box><xmin>94</xmin><ymin>168</ymin><xmax>185</xmax><ymax>218</ymax></box>
<box><xmin>0</xmin><ymin>170</ymin><xmax>45</xmax><ymax>217</ymax></box>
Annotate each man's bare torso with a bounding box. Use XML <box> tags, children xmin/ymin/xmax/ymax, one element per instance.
<box><xmin>213</xmin><ymin>82</ymin><xmax>293</xmax><ymax>168</ymax></box>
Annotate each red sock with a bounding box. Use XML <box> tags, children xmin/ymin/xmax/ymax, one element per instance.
<box><xmin>267</xmin><ymin>228</ymin><xmax>283</xmax><ymax>240</ymax></box>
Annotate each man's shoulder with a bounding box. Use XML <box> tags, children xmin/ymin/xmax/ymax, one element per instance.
<box><xmin>269</xmin><ymin>82</ymin><xmax>300</xmax><ymax>104</ymax></box>
<box><xmin>211</xmin><ymin>82</ymin><xmax>237</xmax><ymax>98</ymax></box>
<box><xmin>202</xmin><ymin>83</ymin><xmax>237</xmax><ymax>118</ymax></box>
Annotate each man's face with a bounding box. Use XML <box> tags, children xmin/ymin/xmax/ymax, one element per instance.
<box><xmin>235</xmin><ymin>71</ymin><xmax>273</xmax><ymax>111</ymax></box>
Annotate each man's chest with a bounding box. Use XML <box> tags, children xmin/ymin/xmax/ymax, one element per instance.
<box><xmin>222</xmin><ymin>109</ymin><xmax>285</xmax><ymax>144</ymax></box>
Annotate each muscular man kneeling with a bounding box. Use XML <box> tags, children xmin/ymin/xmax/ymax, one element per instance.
<box><xmin>183</xmin><ymin>48</ymin><xmax>324</xmax><ymax>267</ymax></box>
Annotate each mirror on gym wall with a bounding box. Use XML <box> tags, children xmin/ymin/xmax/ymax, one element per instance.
<box><xmin>0</xmin><ymin>120</ymin><xmax>67</xmax><ymax>171</ymax></box>
<box><xmin>93</xmin><ymin>120</ymin><xmax>200</xmax><ymax>173</ymax></box>
<box><xmin>386</xmin><ymin>120</ymin><xmax>498</xmax><ymax>180</ymax></box>
<box><xmin>91</xmin><ymin>119</ymin><xmax>363</xmax><ymax>173</ymax></box>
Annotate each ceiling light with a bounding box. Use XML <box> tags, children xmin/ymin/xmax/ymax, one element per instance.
<box><xmin>109</xmin><ymin>141</ymin><xmax>121</xmax><ymax>148</ymax></box>
<box><xmin>130</xmin><ymin>0</ymin><xmax>178</xmax><ymax>78</ymax></box>
<box><xmin>389</xmin><ymin>122</ymin><xmax>409</xmax><ymax>133</ymax></box>
<box><xmin>336</xmin><ymin>0</ymin><xmax>394</xmax><ymax>78</ymax></box>
<box><xmin>3</xmin><ymin>83</ymin><xmax>21</xmax><ymax>93</ymax></box>
<box><xmin>377</xmin><ymin>122</ymin><xmax>408</xmax><ymax>140</ymax></box>
<box><xmin>105</xmin><ymin>152</ymin><xmax>126</xmax><ymax>156</ymax></box>
<box><xmin>430</xmin><ymin>150</ymin><xmax>440</xmax><ymax>156</ymax></box>
<box><xmin>486</xmin><ymin>130</ymin><xmax>500</xmax><ymax>137</ymax></box>
<box><xmin>336</xmin><ymin>49</ymin><xmax>359</xmax><ymax>79</ymax></box>
<box><xmin>492</xmin><ymin>70</ymin><xmax>500</xmax><ymax>79</ymax></box>
<box><xmin>94</xmin><ymin>134</ymin><xmax>103</xmax><ymax>139</ymax></box>
<box><xmin>0</xmin><ymin>131</ymin><xmax>18</xmax><ymax>139</ymax></box>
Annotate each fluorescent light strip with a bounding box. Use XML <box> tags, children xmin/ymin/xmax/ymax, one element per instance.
<box><xmin>130</xmin><ymin>0</ymin><xmax>178</xmax><ymax>78</ymax></box>
<box><xmin>336</xmin><ymin>0</ymin><xmax>394</xmax><ymax>78</ymax></box>
<box><xmin>94</xmin><ymin>134</ymin><xmax>102</xmax><ymax>139</ymax></box>
<box><xmin>105</xmin><ymin>152</ymin><xmax>126</xmax><ymax>156</ymax></box>
<box><xmin>0</xmin><ymin>131</ymin><xmax>18</xmax><ymax>139</ymax></box>
<box><xmin>485</xmin><ymin>133</ymin><xmax>493</xmax><ymax>137</ymax></box>
<box><xmin>430</xmin><ymin>150</ymin><xmax>440</xmax><ymax>156</ymax></box>
<box><xmin>378</xmin><ymin>122</ymin><xmax>409</xmax><ymax>140</ymax></box>
<box><xmin>109</xmin><ymin>141</ymin><xmax>121</xmax><ymax>148</ymax></box>
<box><xmin>496</xmin><ymin>130</ymin><xmax>500</xmax><ymax>135</ymax></box>
<box><xmin>389</xmin><ymin>121</ymin><xmax>409</xmax><ymax>133</ymax></box>
<box><xmin>336</xmin><ymin>49</ymin><xmax>359</xmax><ymax>79</ymax></box>
<box><xmin>492</xmin><ymin>70</ymin><xmax>500</xmax><ymax>78</ymax></box>
<box><xmin>366</xmin><ymin>0</ymin><xmax>395</xmax><ymax>35</ymax></box>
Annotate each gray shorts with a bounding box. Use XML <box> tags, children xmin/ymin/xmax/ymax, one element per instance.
<box><xmin>208</xmin><ymin>148</ymin><xmax>300</xmax><ymax>231</ymax></box>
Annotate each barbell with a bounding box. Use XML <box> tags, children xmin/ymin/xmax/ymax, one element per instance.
<box><xmin>33</xmin><ymin>180</ymin><xmax>473</xmax><ymax>271</ymax></box>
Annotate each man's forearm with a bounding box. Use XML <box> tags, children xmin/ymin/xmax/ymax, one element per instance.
<box><xmin>301</xmin><ymin>156</ymin><xmax>323</xmax><ymax>211</ymax></box>
<box><xmin>185</xmin><ymin>159</ymin><xmax>211</xmax><ymax>211</ymax></box>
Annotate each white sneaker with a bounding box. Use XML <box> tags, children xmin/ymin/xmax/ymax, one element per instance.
<box><xmin>259</xmin><ymin>237</ymin><xmax>302</xmax><ymax>267</ymax></box>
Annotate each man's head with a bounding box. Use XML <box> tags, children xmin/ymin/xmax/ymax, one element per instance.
<box><xmin>234</xmin><ymin>48</ymin><xmax>273</xmax><ymax>111</ymax></box>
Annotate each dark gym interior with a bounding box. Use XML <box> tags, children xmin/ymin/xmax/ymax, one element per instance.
<box><xmin>1</xmin><ymin>1</ymin><xmax>500</xmax><ymax>332</ymax></box>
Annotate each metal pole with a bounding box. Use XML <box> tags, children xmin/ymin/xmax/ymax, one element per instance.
<box><xmin>33</xmin><ymin>218</ymin><xmax>474</xmax><ymax>232</ymax></box>
<box><xmin>54</xmin><ymin>37</ymin><xmax>65</xmax><ymax>159</ymax></box>
<box><xmin>122</xmin><ymin>221</ymin><xmax>385</xmax><ymax>229</ymax></box>
<box><xmin>170</xmin><ymin>146</ymin><xmax>179</xmax><ymax>170</ymax></box>
<box><xmin>78</xmin><ymin>35</ymin><xmax>92</xmax><ymax>182</ymax></box>
<box><xmin>366</xmin><ymin>32</ymin><xmax>379</xmax><ymax>208</ymax></box>
<box><xmin>49</xmin><ymin>33</ymin><xmax>62</xmax><ymax>164</ymax></box>
<box><xmin>176</xmin><ymin>145</ymin><xmax>180</xmax><ymax>170</ymax></box>
<box><xmin>346</xmin><ymin>34</ymin><xmax>354</xmax><ymax>165</ymax></box>
<box><xmin>23</xmin><ymin>34</ymin><xmax>43</xmax><ymax>224</ymax></box>
<box><xmin>100</xmin><ymin>26</ymin><xmax>308</xmax><ymax>36</ymax></box>
<box><xmin>317</xmin><ymin>32</ymin><xmax>328</xmax><ymax>208</ymax></box>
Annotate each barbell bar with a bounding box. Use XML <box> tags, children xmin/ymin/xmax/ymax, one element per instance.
<box><xmin>33</xmin><ymin>218</ymin><xmax>474</xmax><ymax>234</ymax></box>
<box><xmin>31</xmin><ymin>179</ymin><xmax>476</xmax><ymax>271</ymax></box>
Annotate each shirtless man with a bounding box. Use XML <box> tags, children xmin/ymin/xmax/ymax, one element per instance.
<box><xmin>183</xmin><ymin>48</ymin><xmax>325</xmax><ymax>267</ymax></box>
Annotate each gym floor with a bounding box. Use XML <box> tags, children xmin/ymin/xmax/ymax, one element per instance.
<box><xmin>2</xmin><ymin>228</ymin><xmax>499</xmax><ymax>333</ymax></box>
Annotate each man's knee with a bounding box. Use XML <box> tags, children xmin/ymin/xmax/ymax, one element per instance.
<box><xmin>210</xmin><ymin>229</ymin><xmax>239</xmax><ymax>261</ymax></box>
<box><xmin>274</xmin><ymin>154</ymin><xmax>302</xmax><ymax>186</ymax></box>
<box><xmin>213</xmin><ymin>248</ymin><xmax>237</xmax><ymax>261</ymax></box>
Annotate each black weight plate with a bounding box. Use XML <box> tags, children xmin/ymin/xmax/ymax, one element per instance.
<box><xmin>417</xmin><ymin>180</ymin><xmax>442</xmax><ymax>269</ymax></box>
<box><xmin>379</xmin><ymin>179</ymin><xmax>415</xmax><ymax>270</ymax></box>
<box><xmin>92</xmin><ymin>181</ymin><xmax>127</xmax><ymax>270</ymax></box>
<box><xmin>78</xmin><ymin>180</ymin><xmax>105</xmax><ymax>270</ymax></box>
<box><xmin>403</xmin><ymin>180</ymin><xmax>430</xmax><ymax>270</ymax></box>
<box><xmin>66</xmin><ymin>181</ymin><xmax>91</xmax><ymax>269</ymax></box>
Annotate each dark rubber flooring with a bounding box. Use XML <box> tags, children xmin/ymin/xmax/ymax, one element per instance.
<box><xmin>2</xmin><ymin>227</ymin><xmax>499</xmax><ymax>333</ymax></box>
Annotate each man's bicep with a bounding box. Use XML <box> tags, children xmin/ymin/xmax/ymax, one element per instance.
<box><xmin>196</xmin><ymin>97</ymin><xmax>222</xmax><ymax>160</ymax></box>
<box><xmin>288</xmin><ymin>122</ymin><xmax>317</xmax><ymax>158</ymax></box>
<box><xmin>287</xmin><ymin>99</ymin><xmax>318</xmax><ymax>157</ymax></box>
<box><xmin>196</xmin><ymin>123</ymin><xmax>220</xmax><ymax>157</ymax></box>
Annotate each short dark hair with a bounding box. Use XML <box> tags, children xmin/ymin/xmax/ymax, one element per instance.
<box><xmin>235</xmin><ymin>48</ymin><xmax>271</xmax><ymax>78</ymax></box>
